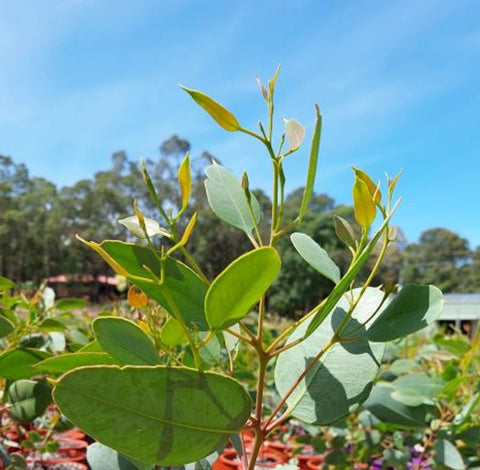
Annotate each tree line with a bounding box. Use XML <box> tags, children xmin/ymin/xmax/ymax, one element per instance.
<box><xmin>1</xmin><ymin>136</ymin><xmax>479</xmax><ymax>316</ymax></box>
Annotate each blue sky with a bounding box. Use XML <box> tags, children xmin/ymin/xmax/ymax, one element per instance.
<box><xmin>1</xmin><ymin>0</ymin><xmax>479</xmax><ymax>247</ymax></box>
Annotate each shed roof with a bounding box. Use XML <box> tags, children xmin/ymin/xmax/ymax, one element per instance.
<box><xmin>440</xmin><ymin>293</ymin><xmax>480</xmax><ymax>320</ymax></box>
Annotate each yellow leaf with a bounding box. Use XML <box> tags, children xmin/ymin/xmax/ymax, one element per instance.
<box><xmin>76</xmin><ymin>235</ymin><xmax>129</xmax><ymax>277</ymax></box>
<box><xmin>137</xmin><ymin>319</ymin><xmax>151</xmax><ymax>334</ymax></box>
<box><xmin>353</xmin><ymin>178</ymin><xmax>376</xmax><ymax>228</ymax></box>
<box><xmin>180</xmin><ymin>86</ymin><xmax>240</xmax><ymax>131</ymax></box>
<box><xmin>179</xmin><ymin>212</ymin><xmax>198</xmax><ymax>247</ymax></box>
<box><xmin>178</xmin><ymin>153</ymin><xmax>191</xmax><ymax>210</ymax></box>
<box><xmin>127</xmin><ymin>286</ymin><xmax>148</xmax><ymax>309</ymax></box>
<box><xmin>352</xmin><ymin>167</ymin><xmax>381</xmax><ymax>204</ymax></box>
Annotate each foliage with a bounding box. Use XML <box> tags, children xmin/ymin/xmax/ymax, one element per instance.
<box><xmin>0</xmin><ymin>71</ymin><xmax>448</xmax><ymax>470</ymax></box>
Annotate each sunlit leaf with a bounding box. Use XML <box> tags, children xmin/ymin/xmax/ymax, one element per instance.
<box><xmin>204</xmin><ymin>163</ymin><xmax>261</xmax><ymax>234</ymax></box>
<box><xmin>54</xmin><ymin>366</ymin><xmax>252</xmax><ymax>465</ymax></box>
<box><xmin>0</xmin><ymin>348</ymin><xmax>50</xmax><ymax>380</ymax></box>
<box><xmin>367</xmin><ymin>285</ymin><xmax>443</xmax><ymax>342</ymax></box>
<box><xmin>275</xmin><ymin>288</ymin><xmax>385</xmax><ymax>425</ymax></box>
<box><xmin>160</xmin><ymin>317</ymin><xmax>188</xmax><ymax>347</ymax></box>
<box><xmin>93</xmin><ymin>317</ymin><xmax>160</xmax><ymax>366</ymax></box>
<box><xmin>206</xmin><ymin>247</ymin><xmax>281</xmax><ymax>330</ymax></box>
<box><xmin>119</xmin><ymin>215</ymin><xmax>170</xmax><ymax>239</ymax></box>
<box><xmin>283</xmin><ymin>118</ymin><xmax>305</xmax><ymax>151</ymax></box>
<box><xmin>178</xmin><ymin>153</ymin><xmax>191</xmax><ymax>210</ymax></box>
<box><xmin>434</xmin><ymin>440</ymin><xmax>465</xmax><ymax>470</ymax></box>
<box><xmin>290</xmin><ymin>233</ymin><xmax>340</xmax><ymax>284</ymax></box>
<box><xmin>352</xmin><ymin>167</ymin><xmax>381</xmax><ymax>204</ymax></box>
<box><xmin>35</xmin><ymin>352</ymin><xmax>119</xmax><ymax>375</ymax></box>
<box><xmin>299</xmin><ymin>105</ymin><xmax>322</xmax><ymax>221</ymax></box>
<box><xmin>0</xmin><ymin>276</ymin><xmax>15</xmax><ymax>291</ymax></box>
<box><xmin>352</xmin><ymin>177</ymin><xmax>376</xmax><ymax>228</ymax></box>
<box><xmin>181</xmin><ymin>86</ymin><xmax>240</xmax><ymax>131</ymax></box>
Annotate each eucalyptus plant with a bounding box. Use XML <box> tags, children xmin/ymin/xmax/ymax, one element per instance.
<box><xmin>48</xmin><ymin>70</ymin><xmax>443</xmax><ymax>469</ymax></box>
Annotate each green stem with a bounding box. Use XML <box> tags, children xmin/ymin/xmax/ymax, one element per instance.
<box><xmin>179</xmin><ymin>246</ymin><xmax>210</xmax><ymax>285</ymax></box>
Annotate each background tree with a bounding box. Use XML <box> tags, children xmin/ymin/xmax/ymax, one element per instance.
<box><xmin>401</xmin><ymin>228</ymin><xmax>472</xmax><ymax>292</ymax></box>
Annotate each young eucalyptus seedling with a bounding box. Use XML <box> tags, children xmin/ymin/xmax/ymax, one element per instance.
<box><xmin>50</xmin><ymin>69</ymin><xmax>443</xmax><ymax>470</ymax></box>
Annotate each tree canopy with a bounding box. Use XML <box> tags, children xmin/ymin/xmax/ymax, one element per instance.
<box><xmin>1</xmin><ymin>137</ymin><xmax>478</xmax><ymax>314</ymax></box>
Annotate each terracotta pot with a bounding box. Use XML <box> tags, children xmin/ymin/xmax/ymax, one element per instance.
<box><xmin>213</xmin><ymin>444</ymin><xmax>288</xmax><ymax>470</ymax></box>
<box><xmin>56</xmin><ymin>437</ymin><xmax>88</xmax><ymax>462</ymax></box>
<box><xmin>54</xmin><ymin>429</ymin><xmax>86</xmax><ymax>441</ymax></box>
<box><xmin>25</xmin><ymin>437</ymin><xmax>88</xmax><ymax>466</ymax></box>
<box><xmin>305</xmin><ymin>456</ymin><xmax>324</xmax><ymax>470</ymax></box>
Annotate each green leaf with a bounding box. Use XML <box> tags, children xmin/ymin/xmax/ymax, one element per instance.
<box><xmin>206</xmin><ymin>247</ymin><xmax>281</xmax><ymax>330</ymax></box>
<box><xmin>365</xmin><ymin>383</ymin><xmax>427</xmax><ymax>427</ymax></box>
<box><xmin>198</xmin><ymin>333</ymin><xmax>222</xmax><ymax>366</ymax></box>
<box><xmin>333</xmin><ymin>215</ymin><xmax>356</xmax><ymax>247</ymax></box>
<box><xmin>87</xmin><ymin>442</ymin><xmax>151</xmax><ymax>470</ymax></box>
<box><xmin>388</xmin><ymin>359</ymin><xmax>419</xmax><ymax>376</ymax></box>
<box><xmin>0</xmin><ymin>348</ymin><xmax>50</xmax><ymax>380</ymax></box>
<box><xmin>34</xmin><ymin>352</ymin><xmax>120</xmax><ymax>375</ymax></box>
<box><xmin>434</xmin><ymin>439</ymin><xmax>465</xmax><ymax>470</ymax></box>
<box><xmin>53</xmin><ymin>366</ymin><xmax>252</xmax><ymax>466</ymax></box>
<box><xmin>0</xmin><ymin>276</ymin><xmax>14</xmax><ymax>291</ymax></box>
<box><xmin>0</xmin><ymin>316</ymin><xmax>14</xmax><ymax>338</ymax></box>
<box><xmin>391</xmin><ymin>388</ymin><xmax>426</xmax><ymax>407</ymax></box>
<box><xmin>393</xmin><ymin>373</ymin><xmax>444</xmax><ymax>406</ymax></box>
<box><xmin>275</xmin><ymin>288</ymin><xmax>385</xmax><ymax>425</ymax></box>
<box><xmin>93</xmin><ymin>317</ymin><xmax>160</xmax><ymax>366</ymax></box>
<box><xmin>299</xmin><ymin>105</ymin><xmax>322</xmax><ymax>221</ymax></box>
<box><xmin>283</xmin><ymin>118</ymin><xmax>305</xmax><ymax>151</ymax></box>
<box><xmin>204</xmin><ymin>163</ymin><xmax>261</xmax><ymax>234</ymax></box>
<box><xmin>7</xmin><ymin>380</ymin><xmax>52</xmax><ymax>422</ymax></box>
<box><xmin>55</xmin><ymin>298</ymin><xmax>89</xmax><ymax>311</ymax></box>
<box><xmin>160</xmin><ymin>317</ymin><xmax>189</xmax><ymax>347</ymax></box>
<box><xmin>367</xmin><ymin>285</ymin><xmax>443</xmax><ymax>342</ymax></box>
<box><xmin>290</xmin><ymin>233</ymin><xmax>340</xmax><ymax>284</ymax></box>
<box><xmin>305</xmin><ymin>208</ymin><xmax>396</xmax><ymax>339</ymax></box>
<box><xmin>80</xmin><ymin>240</ymin><xmax>208</xmax><ymax>330</ymax></box>
<box><xmin>39</xmin><ymin>318</ymin><xmax>67</xmax><ymax>332</ymax></box>
<box><xmin>181</xmin><ymin>86</ymin><xmax>241</xmax><ymax>131</ymax></box>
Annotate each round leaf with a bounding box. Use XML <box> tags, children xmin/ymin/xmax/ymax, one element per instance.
<box><xmin>160</xmin><ymin>317</ymin><xmax>189</xmax><ymax>347</ymax></box>
<box><xmin>290</xmin><ymin>233</ymin><xmax>340</xmax><ymax>284</ymax></box>
<box><xmin>54</xmin><ymin>366</ymin><xmax>252</xmax><ymax>466</ymax></box>
<box><xmin>87</xmin><ymin>442</ymin><xmax>146</xmax><ymax>470</ymax></box>
<box><xmin>434</xmin><ymin>439</ymin><xmax>465</xmax><ymax>470</ymax></box>
<box><xmin>275</xmin><ymin>288</ymin><xmax>385</xmax><ymax>425</ymax></box>
<box><xmin>367</xmin><ymin>285</ymin><xmax>443</xmax><ymax>342</ymax></box>
<box><xmin>206</xmin><ymin>247</ymin><xmax>281</xmax><ymax>330</ymax></box>
<box><xmin>85</xmin><ymin>241</ymin><xmax>208</xmax><ymax>330</ymax></box>
<box><xmin>7</xmin><ymin>380</ymin><xmax>52</xmax><ymax>422</ymax></box>
<box><xmin>93</xmin><ymin>317</ymin><xmax>160</xmax><ymax>366</ymax></box>
<box><xmin>365</xmin><ymin>383</ymin><xmax>427</xmax><ymax>427</ymax></box>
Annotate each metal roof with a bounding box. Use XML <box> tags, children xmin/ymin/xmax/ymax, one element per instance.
<box><xmin>440</xmin><ymin>293</ymin><xmax>480</xmax><ymax>320</ymax></box>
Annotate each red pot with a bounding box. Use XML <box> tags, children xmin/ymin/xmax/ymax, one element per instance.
<box><xmin>305</xmin><ymin>456</ymin><xmax>324</xmax><ymax>470</ymax></box>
